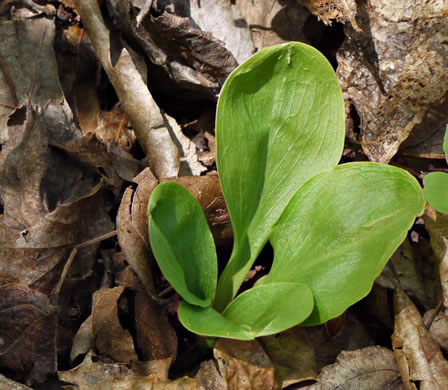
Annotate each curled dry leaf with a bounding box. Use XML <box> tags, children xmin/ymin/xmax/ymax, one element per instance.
<box><xmin>117</xmin><ymin>170</ymin><xmax>158</xmax><ymax>297</ymax></box>
<box><xmin>70</xmin><ymin>314</ymin><xmax>94</xmax><ymax>362</ymax></box>
<box><xmin>73</xmin><ymin>0</ymin><xmax>179</xmax><ymax>179</ymax></box>
<box><xmin>392</xmin><ymin>288</ymin><xmax>448</xmax><ymax>389</ymax></box>
<box><xmin>423</xmin><ymin>205</ymin><xmax>448</xmax><ymax>308</ymax></box>
<box><xmin>424</xmin><ymin>309</ymin><xmax>448</xmax><ymax>352</ymax></box>
<box><xmin>235</xmin><ymin>0</ymin><xmax>310</xmax><ymax>52</ymax></box>
<box><xmin>337</xmin><ymin>0</ymin><xmax>448</xmax><ymax>163</ymax></box>
<box><xmin>107</xmin><ymin>0</ymin><xmax>238</xmax><ymax>98</ymax></box>
<box><xmin>59</xmin><ymin>351</ymin><xmax>199</xmax><ymax>390</ymax></box>
<box><xmin>302</xmin><ymin>346</ymin><xmax>402</xmax><ymax>390</ymax></box>
<box><xmin>259</xmin><ymin>326</ymin><xmax>317</xmax><ymax>388</ymax></box>
<box><xmin>91</xmin><ymin>286</ymin><xmax>138</xmax><ymax>364</ymax></box>
<box><xmin>213</xmin><ymin>339</ymin><xmax>275</xmax><ymax>390</ymax></box>
<box><xmin>0</xmin><ymin>283</ymin><xmax>57</xmax><ymax>384</ymax></box>
<box><xmin>116</xmin><ymin>266</ymin><xmax>178</xmax><ymax>361</ymax></box>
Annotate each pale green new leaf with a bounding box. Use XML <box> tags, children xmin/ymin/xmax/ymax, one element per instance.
<box><xmin>148</xmin><ymin>182</ymin><xmax>217</xmax><ymax>307</ymax></box>
<box><xmin>259</xmin><ymin>162</ymin><xmax>425</xmax><ymax>325</ymax></box>
<box><xmin>424</xmin><ymin>172</ymin><xmax>448</xmax><ymax>213</ymax></box>
<box><xmin>179</xmin><ymin>282</ymin><xmax>314</xmax><ymax>340</ymax></box>
<box><xmin>215</xmin><ymin>42</ymin><xmax>345</xmax><ymax>310</ymax></box>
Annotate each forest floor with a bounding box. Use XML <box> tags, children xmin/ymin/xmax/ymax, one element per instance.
<box><xmin>1</xmin><ymin>1</ymin><xmax>448</xmax><ymax>389</ymax></box>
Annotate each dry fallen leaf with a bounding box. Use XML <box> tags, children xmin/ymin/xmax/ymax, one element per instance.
<box><xmin>213</xmin><ymin>338</ymin><xmax>275</xmax><ymax>390</ymax></box>
<box><xmin>116</xmin><ymin>266</ymin><xmax>178</xmax><ymax>361</ymax></box>
<box><xmin>0</xmin><ymin>373</ymin><xmax>32</xmax><ymax>390</ymax></box>
<box><xmin>259</xmin><ymin>326</ymin><xmax>317</xmax><ymax>388</ymax></box>
<box><xmin>336</xmin><ymin>0</ymin><xmax>448</xmax><ymax>163</ymax></box>
<box><xmin>0</xmin><ymin>283</ymin><xmax>57</xmax><ymax>384</ymax></box>
<box><xmin>196</xmin><ymin>360</ymin><xmax>226</xmax><ymax>390</ymax></box>
<box><xmin>392</xmin><ymin>288</ymin><xmax>448</xmax><ymax>389</ymax></box>
<box><xmin>59</xmin><ymin>351</ymin><xmax>199</xmax><ymax>390</ymax></box>
<box><xmin>424</xmin><ymin>309</ymin><xmax>448</xmax><ymax>352</ymax></box>
<box><xmin>91</xmin><ymin>286</ymin><xmax>138</xmax><ymax>364</ymax></box>
<box><xmin>235</xmin><ymin>0</ymin><xmax>310</xmax><ymax>51</ymax></box>
<box><xmin>302</xmin><ymin>346</ymin><xmax>403</xmax><ymax>390</ymax></box>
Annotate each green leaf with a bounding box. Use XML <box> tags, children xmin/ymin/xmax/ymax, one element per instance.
<box><xmin>178</xmin><ymin>303</ymin><xmax>253</xmax><ymax>340</ymax></box>
<box><xmin>444</xmin><ymin>124</ymin><xmax>448</xmax><ymax>165</ymax></box>
<box><xmin>259</xmin><ymin>162</ymin><xmax>425</xmax><ymax>325</ymax></box>
<box><xmin>148</xmin><ymin>182</ymin><xmax>217</xmax><ymax>307</ymax></box>
<box><xmin>214</xmin><ymin>42</ymin><xmax>345</xmax><ymax>310</ymax></box>
<box><xmin>424</xmin><ymin>172</ymin><xmax>448</xmax><ymax>214</ymax></box>
<box><xmin>179</xmin><ymin>282</ymin><xmax>314</xmax><ymax>340</ymax></box>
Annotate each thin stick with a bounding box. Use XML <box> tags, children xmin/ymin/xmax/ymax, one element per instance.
<box><xmin>75</xmin><ymin>230</ymin><xmax>117</xmax><ymax>249</ymax></box>
<box><xmin>0</xmin><ymin>54</ymin><xmax>19</xmax><ymax>107</ymax></box>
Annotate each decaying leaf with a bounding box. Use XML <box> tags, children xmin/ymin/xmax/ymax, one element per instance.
<box><xmin>107</xmin><ymin>0</ymin><xmax>238</xmax><ymax>99</ymax></box>
<box><xmin>424</xmin><ymin>309</ymin><xmax>448</xmax><ymax>352</ymax></box>
<box><xmin>59</xmin><ymin>351</ymin><xmax>199</xmax><ymax>390</ymax></box>
<box><xmin>337</xmin><ymin>0</ymin><xmax>448</xmax><ymax>163</ymax></box>
<box><xmin>70</xmin><ymin>315</ymin><xmax>94</xmax><ymax>362</ymax></box>
<box><xmin>306</xmin><ymin>312</ymin><xmax>374</xmax><ymax>372</ymax></box>
<box><xmin>0</xmin><ymin>373</ymin><xmax>32</xmax><ymax>390</ymax></box>
<box><xmin>392</xmin><ymin>288</ymin><xmax>448</xmax><ymax>389</ymax></box>
<box><xmin>91</xmin><ymin>286</ymin><xmax>138</xmax><ymax>364</ymax></box>
<box><xmin>187</xmin><ymin>0</ymin><xmax>255</xmax><ymax>64</ymax></box>
<box><xmin>117</xmin><ymin>174</ymin><xmax>157</xmax><ymax>297</ymax></box>
<box><xmin>0</xmin><ymin>283</ymin><xmax>57</xmax><ymax>384</ymax></box>
<box><xmin>235</xmin><ymin>0</ymin><xmax>310</xmax><ymax>51</ymax></box>
<box><xmin>302</xmin><ymin>346</ymin><xmax>402</xmax><ymax>390</ymax></box>
<box><xmin>73</xmin><ymin>0</ymin><xmax>180</xmax><ymax>179</ymax></box>
<box><xmin>213</xmin><ymin>339</ymin><xmax>275</xmax><ymax>390</ymax></box>
<box><xmin>423</xmin><ymin>205</ymin><xmax>448</xmax><ymax>308</ymax></box>
<box><xmin>259</xmin><ymin>326</ymin><xmax>317</xmax><ymax>388</ymax></box>
<box><xmin>116</xmin><ymin>266</ymin><xmax>178</xmax><ymax>361</ymax></box>
<box><xmin>298</xmin><ymin>0</ymin><xmax>358</xmax><ymax>28</ymax></box>
<box><xmin>196</xmin><ymin>360</ymin><xmax>226</xmax><ymax>390</ymax></box>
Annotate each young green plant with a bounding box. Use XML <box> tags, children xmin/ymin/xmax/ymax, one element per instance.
<box><xmin>148</xmin><ymin>42</ymin><xmax>425</xmax><ymax>340</ymax></box>
<box><xmin>423</xmin><ymin>124</ymin><xmax>448</xmax><ymax>213</ymax></box>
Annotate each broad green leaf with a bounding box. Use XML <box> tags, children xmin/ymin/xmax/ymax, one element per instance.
<box><xmin>215</xmin><ymin>42</ymin><xmax>345</xmax><ymax>310</ymax></box>
<box><xmin>178</xmin><ymin>303</ymin><xmax>254</xmax><ymax>340</ymax></box>
<box><xmin>424</xmin><ymin>172</ymin><xmax>448</xmax><ymax>214</ymax></box>
<box><xmin>259</xmin><ymin>162</ymin><xmax>425</xmax><ymax>325</ymax></box>
<box><xmin>444</xmin><ymin>124</ymin><xmax>448</xmax><ymax>164</ymax></box>
<box><xmin>179</xmin><ymin>282</ymin><xmax>314</xmax><ymax>340</ymax></box>
<box><xmin>148</xmin><ymin>182</ymin><xmax>217</xmax><ymax>307</ymax></box>
<box><xmin>222</xmin><ymin>282</ymin><xmax>314</xmax><ymax>337</ymax></box>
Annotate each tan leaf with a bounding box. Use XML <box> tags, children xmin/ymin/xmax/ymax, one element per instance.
<box><xmin>92</xmin><ymin>286</ymin><xmax>138</xmax><ymax>364</ymax></box>
<box><xmin>213</xmin><ymin>339</ymin><xmax>275</xmax><ymax>390</ymax></box>
<box><xmin>302</xmin><ymin>346</ymin><xmax>402</xmax><ymax>390</ymax></box>
<box><xmin>392</xmin><ymin>288</ymin><xmax>448</xmax><ymax>389</ymax></box>
<box><xmin>337</xmin><ymin>0</ymin><xmax>448</xmax><ymax>163</ymax></box>
<box><xmin>116</xmin><ymin>266</ymin><xmax>178</xmax><ymax>361</ymax></box>
<box><xmin>59</xmin><ymin>351</ymin><xmax>199</xmax><ymax>390</ymax></box>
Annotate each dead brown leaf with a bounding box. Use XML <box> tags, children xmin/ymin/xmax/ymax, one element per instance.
<box><xmin>59</xmin><ymin>351</ymin><xmax>199</xmax><ymax>390</ymax></box>
<box><xmin>91</xmin><ymin>286</ymin><xmax>138</xmax><ymax>364</ymax></box>
<box><xmin>424</xmin><ymin>309</ymin><xmax>448</xmax><ymax>352</ymax></box>
<box><xmin>235</xmin><ymin>0</ymin><xmax>309</xmax><ymax>52</ymax></box>
<box><xmin>0</xmin><ymin>283</ymin><xmax>57</xmax><ymax>384</ymax></box>
<box><xmin>0</xmin><ymin>373</ymin><xmax>32</xmax><ymax>389</ymax></box>
<box><xmin>423</xmin><ymin>205</ymin><xmax>448</xmax><ymax>308</ymax></box>
<box><xmin>306</xmin><ymin>311</ymin><xmax>374</xmax><ymax>372</ymax></box>
<box><xmin>196</xmin><ymin>360</ymin><xmax>226</xmax><ymax>390</ymax></box>
<box><xmin>302</xmin><ymin>346</ymin><xmax>403</xmax><ymax>390</ymax></box>
<box><xmin>336</xmin><ymin>1</ymin><xmax>448</xmax><ymax>163</ymax></box>
<box><xmin>259</xmin><ymin>326</ymin><xmax>317</xmax><ymax>388</ymax></box>
<box><xmin>213</xmin><ymin>338</ymin><xmax>275</xmax><ymax>390</ymax></box>
<box><xmin>116</xmin><ymin>266</ymin><xmax>178</xmax><ymax>361</ymax></box>
<box><xmin>392</xmin><ymin>288</ymin><xmax>448</xmax><ymax>389</ymax></box>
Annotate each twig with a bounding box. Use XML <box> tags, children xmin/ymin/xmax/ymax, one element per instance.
<box><xmin>0</xmin><ymin>54</ymin><xmax>19</xmax><ymax>107</ymax></box>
